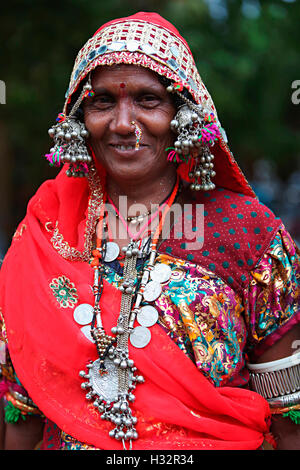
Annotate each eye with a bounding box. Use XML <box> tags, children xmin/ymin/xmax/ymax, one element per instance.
<box><xmin>91</xmin><ymin>94</ymin><xmax>114</xmax><ymax>109</ymax></box>
<box><xmin>137</xmin><ymin>94</ymin><xmax>161</xmax><ymax>108</ymax></box>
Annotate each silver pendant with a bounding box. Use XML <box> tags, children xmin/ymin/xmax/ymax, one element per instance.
<box><xmin>150</xmin><ymin>263</ymin><xmax>172</xmax><ymax>283</ymax></box>
<box><xmin>137</xmin><ymin>305</ymin><xmax>158</xmax><ymax>327</ymax></box>
<box><xmin>88</xmin><ymin>358</ymin><xmax>119</xmax><ymax>402</ymax></box>
<box><xmin>104</xmin><ymin>241</ymin><xmax>120</xmax><ymax>262</ymax></box>
<box><xmin>143</xmin><ymin>280</ymin><xmax>162</xmax><ymax>302</ymax></box>
<box><xmin>130</xmin><ymin>326</ymin><xmax>151</xmax><ymax>348</ymax></box>
<box><xmin>73</xmin><ymin>303</ymin><xmax>94</xmax><ymax>325</ymax></box>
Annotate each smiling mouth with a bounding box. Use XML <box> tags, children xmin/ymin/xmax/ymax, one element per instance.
<box><xmin>113</xmin><ymin>144</ymin><xmax>135</xmax><ymax>151</ymax></box>
<box><xmin>110</xmin><ymin>144</ymin><xmax>146</xmax><ymax>152</ymax></box>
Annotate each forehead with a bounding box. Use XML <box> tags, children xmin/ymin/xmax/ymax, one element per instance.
<box><xmin>91</xmin><ymin>64</ymin><xmax>165</xmax><ymax>90</ymax></box>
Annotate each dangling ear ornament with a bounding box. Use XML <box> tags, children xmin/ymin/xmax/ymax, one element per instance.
<box><xmin>45</xmin><ymin>75</ymin><xmax>94</xmax><ymax>177</ymax></box>
<box><xmin>167</xmin><ymin>82</ymin><xmax>222</xmax><ymax>191</ymax></box>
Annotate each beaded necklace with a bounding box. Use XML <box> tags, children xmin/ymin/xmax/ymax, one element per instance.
<box><xmin>79</xmin><ymin>176</ymin><xmax>180</xmax><ymax>449</ymax></box>
<box><xmin>106</xmin><ymin>194</ymin><xmax>168</xmax><ymax>241</ymax></box>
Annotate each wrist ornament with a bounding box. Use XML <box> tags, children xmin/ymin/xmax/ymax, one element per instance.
<box><xmin>247</xmin><ymin>352</ymin><xmax>300</xmax><ymax>409</ymax></box>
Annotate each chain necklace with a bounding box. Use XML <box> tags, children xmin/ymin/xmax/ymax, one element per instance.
<box><xmin>79</xmin><ymin>176</ymin><xmax>180</xmax><ymax>449</ymax></box>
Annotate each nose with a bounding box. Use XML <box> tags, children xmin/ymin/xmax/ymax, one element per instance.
<box><xmin>110</xmin><ymin>99</ymin><xmax>134</xmax><ymax>135</ymax></box>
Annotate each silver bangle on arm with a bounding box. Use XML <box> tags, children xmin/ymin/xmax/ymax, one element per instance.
<box><xmin>247</xmin><ymin>352</ymin><xmax>300</xmax><ymax>407</ymax></box>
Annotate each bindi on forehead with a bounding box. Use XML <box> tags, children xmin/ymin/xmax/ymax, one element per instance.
<box><xmin>119</xmin><ymin>82</ymin><xmax>127</xmax><ymax>97</ymax></box>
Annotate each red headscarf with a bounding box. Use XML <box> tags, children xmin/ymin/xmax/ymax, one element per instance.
<box><xmin>64</xmin><ymin>12</ymin><xmax>255</xmax><ymax>197</ymax></box>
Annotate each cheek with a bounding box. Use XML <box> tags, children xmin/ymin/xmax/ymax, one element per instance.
<box><xmin>142</xmin><ymin>111</ymin><xmax>174</xmax><ymax>141</ymax></box>
<box><xmin>84</xmin><ymin>112</ymin><xmax>107</xmax><ymax>140</ymax></box>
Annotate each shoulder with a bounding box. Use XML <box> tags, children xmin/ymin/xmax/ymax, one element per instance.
<box><xmin>199</xmin><ymin>187</ymin><xmax>280</xmax><ymax>240</ymax></box>
<box><xmin>159</xmin><ymin>187</ymin><xmax>282</xmax><ymax>293</ymax></box>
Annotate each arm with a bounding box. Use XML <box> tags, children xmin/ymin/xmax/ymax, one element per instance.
<box><xmin>4</xmin><ymin>414</ymin><xmax>44</xmax><ymax>450</ymax></box>
<box><xmin>255</xmin><ymin>324</ymin><xmax>300</xmax><ymax>450</ymax></box>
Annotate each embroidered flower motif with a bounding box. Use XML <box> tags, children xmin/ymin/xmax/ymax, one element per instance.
<box><xmin>50</xmin><ymin>275</ymin><xmax>78</xmax><ymax>308</ymax></box>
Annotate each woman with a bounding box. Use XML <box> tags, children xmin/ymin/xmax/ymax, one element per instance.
<box><xmin>0</xmin><ymin>12</ymin><xmax>299</xmax><ymax>450</ymax></box>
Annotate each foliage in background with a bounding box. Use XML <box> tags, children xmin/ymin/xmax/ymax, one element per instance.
<box><xmin>0</xmin><ymin>0</ymin><xmax>299</xmax><ymax>243</ymax></box>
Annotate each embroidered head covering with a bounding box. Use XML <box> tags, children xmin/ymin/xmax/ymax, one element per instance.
<box><xmin>62</xmin><ymin>11</ymin><xmax>255</xmax><ymax>197</ymax></box>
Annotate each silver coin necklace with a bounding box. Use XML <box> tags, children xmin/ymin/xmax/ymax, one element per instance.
<box><xmin>79</xmin><ymin>178</ymin><xmax>179</xmax><ymax>449</ymax></box>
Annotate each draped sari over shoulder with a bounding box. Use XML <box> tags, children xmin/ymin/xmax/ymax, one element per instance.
<box><xmin>0</xmin><ymin>169</ymin><xmax>271</xmax><ymax>450</ymax></box>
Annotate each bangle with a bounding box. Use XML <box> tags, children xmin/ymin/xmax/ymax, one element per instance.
<box><xmin>10</xmin><ymin>389</ymin><xmax>36</xmax><ymax>407</ymax></box>
<box><xmin>271</xmin><ymin>403</ymin><xmax>300</xmax><ymax>415</ymax></box>
<box><xmin>267</xmin><ymin>390</ymin><xmax>300</xmax><ymax>408</ymax></box>
<box><xmin>247</xmin><ymin>352</ymin><xmax>300</xmax><ymax>404</ymax></box>
<box><xmin>5</xmin><ymin>392</ymin><xmax>42</xmax><ymax>416</ymax></box>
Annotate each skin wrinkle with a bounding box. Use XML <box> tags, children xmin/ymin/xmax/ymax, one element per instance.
<box><xmin>83</xmin><ymin>65</ymin><xmax>178</xmax><ymax>211</ymax></box>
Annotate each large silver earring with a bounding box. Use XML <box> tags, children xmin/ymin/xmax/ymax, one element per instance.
<box><xmin>167</xmin><ymin>83</ymin><xmax>220</xmax><ymax>191</ymax></box>
<box><xmin>45</xmin><ymin>76</ymin><xmax>94</xmax><ymax>177</ymax></box>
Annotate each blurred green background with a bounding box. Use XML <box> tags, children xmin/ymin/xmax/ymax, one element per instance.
<box><xmin>0</xmin><ymin>0</ymin><xmax>299</xmax><ymax>254</ymax></box>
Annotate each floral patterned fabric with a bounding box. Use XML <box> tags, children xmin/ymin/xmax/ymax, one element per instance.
<box><xmin>104</xmin><ymin>223</ymin><xmax>300</xmax><ymax>388</ymax></box>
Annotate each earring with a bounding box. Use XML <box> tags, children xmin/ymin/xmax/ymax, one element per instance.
<box><xmin>167</xmin><ymin>82</ymin><xmax>220</xmax><ymax>191</ymax></box>
<box><xmin>45</xmin><ymin>76</ymin><xmax>94</xmax><ymax>177</ymax></box>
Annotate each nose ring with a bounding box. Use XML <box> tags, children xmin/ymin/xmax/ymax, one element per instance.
<box><xmin>131</xmin><ymin>121</ymin><xmax>142</xmax><ymax>150</ymax></box>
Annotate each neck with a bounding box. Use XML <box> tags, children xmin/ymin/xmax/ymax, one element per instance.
<box><xmin>106</xmin><ymin>167</ymin><xmax>177</xmax><ymax>212</ymax></box>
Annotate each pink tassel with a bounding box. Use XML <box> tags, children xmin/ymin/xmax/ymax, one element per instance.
<box><xmin>0</xmin><ymin>379</ymin><xmax>9</xmax><ymax>398</ymax></box>
<box><xmin>198</xmin><ymin>123</ymin><xmax>221</xmax><ymax>146</ymax></box>
<box><xmin>167</xmin><ymin>149</ymin><xmax>180</xmax><ymax>162</ymax></box>
<box><xmin>0</xmin><ymin>379</ymin><xmax>27</xmax><ymax>398</ymax></box>
<box><xmin>45</xmin><ymin>148</ymin><xmax>62</xmax><ymax>167</ymax></box>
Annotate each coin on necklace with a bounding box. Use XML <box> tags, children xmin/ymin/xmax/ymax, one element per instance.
<box><xmin>130</xmin><ymin>326</ymin><xmax>151</xmax><ymax>348</ymax></box>
<box><xmin>80</xmin><ymin>325</ymin><xmax>95</xmax><ymax>343</ymax></box>
<box><xmin>137</xmin><ymin>305</ymin><xmax>159</xmax><ymax>327</ymax></box>
<box><xmin>143</xmin><ymin>280</ymin><xmax>162</xmax><ymax>302</ymax></box>
<box><xmin>150</xmin><ymin>263</ymin><xmax>172</xmax><ymax>283</ymax></box>
<box><xmin>104</xmin><ymin>241</ymin><xmax>120</xmax><ymax>262</ymax></box>
<box><xmin>73</xmin><ymin>303</ymin><xmax>94</xmax><ymax>325</ymax></box>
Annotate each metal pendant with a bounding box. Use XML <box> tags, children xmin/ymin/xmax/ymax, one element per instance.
<box><xmin>104</xmin><ymin>241</ymin><xmax>120</xmax><ymax>262</ymax></box>
<box><xmin>87</xmin><ymin>358</ymin><xmax>121</xmax><ymax>402</ymax></box>
<box><xmin>143</xmin><ymin>280</ymin><xmax>162</xmax><ymax>302</ymax></box>
<box><xmin>73</xmin><ymin>303</ymin><xmax>94</xmax><ymax>325</ymax></box>
<box><xmin>130</xmin><ymin>326</ymin><xmax>151</xmax><ymax>348</ymax></box>
<box><xmin>137</xmin><ymin>305</ymin><xmax>159</xmax><ymax>327</ymax></box>
<box><xmin>150</xmin><ymin>263</ymin><xmax>172</xmax><ymax>283</ymax></box>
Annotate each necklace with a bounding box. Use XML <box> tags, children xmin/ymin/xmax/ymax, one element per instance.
<box><xmin>79</xmin><ymin>176</ymin><xmax>180</xmax><ymax>449</ymax></box>
<box><xmin>106</xmin><ymin>184</ymin><xmax>178</xmax><ymax>227</ymax></box>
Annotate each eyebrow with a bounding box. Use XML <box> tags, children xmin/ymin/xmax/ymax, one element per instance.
<box><xmin>92</xmin><ymin>83</ymin><xmax>165</xmax><ymax>96</ymax></box>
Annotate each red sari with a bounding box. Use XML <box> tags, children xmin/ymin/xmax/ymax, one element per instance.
<box><xmin>0</xmin><ymin>168</ymin><xmax>270</xmax><ymax>450</ymax></box>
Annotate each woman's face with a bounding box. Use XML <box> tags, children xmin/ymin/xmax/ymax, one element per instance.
<box><xmin>83</xmin><ymin>65</ymin><xmax>176</xmax><ymax>184</ymax></box>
